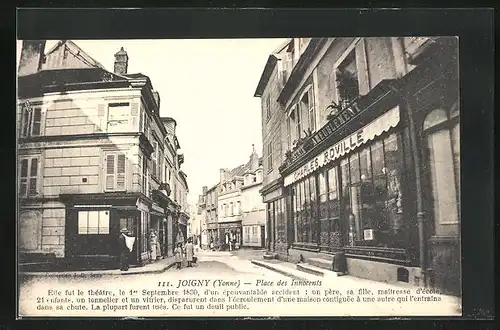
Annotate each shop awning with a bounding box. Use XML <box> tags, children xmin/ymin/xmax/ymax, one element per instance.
<box><xmin>284</xmin><ymin>105</ymin><xmax>400</xmax><ymax>187</ymax></box>
<box><xmin>241</xmin><ymin>210</ymin><xmax>266</xmax><ymax>226</ymax></box>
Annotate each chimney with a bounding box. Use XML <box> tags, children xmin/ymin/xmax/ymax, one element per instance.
<box><xmin>220</xmin><ymin>169</ymin><xmax>226</xmax><ymax>184</ymax></box>
<box><xmin>202</xmin><ymin>186</ymin><xmax>208</xmax><ymax>195</ymax></box>
<box><xmin>18</xmin><ymin>40</ymin><xmax>46</xmax><ymax>77</ymax></box>
<box><xmin>114</xmin><ymin>47</ymin><xmax>128</xmax><ymax>75</ymax></box>
<box><xmin>250</xmin><ymin>144</ymin><xmax>259</xmax><ymax>172</ymax></box>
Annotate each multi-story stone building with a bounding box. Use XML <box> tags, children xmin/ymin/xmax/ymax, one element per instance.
<box><xmin>255</xmin><ymin>37</ymin><xmax>460</xmax><ymax>296</ymax></box>
<box><xmin>204</xmin><ymin>183</ymin><xmax>219</xmax><ymax>248</ymax></box>
<box><xmin>197</xmin><ymin>187</ymin><xmax>208</xmax><ymax>249</ymax></box>
<box><xmin>17</xmin><ymin>40</ymin><xmax>189</xmax><ymax>269</ymax></box>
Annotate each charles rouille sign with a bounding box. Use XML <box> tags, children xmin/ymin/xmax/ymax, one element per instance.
<box><xmin>284</xmin><ymin>106</ymin><xmax>400</xmax><ymax>187</ymax></box>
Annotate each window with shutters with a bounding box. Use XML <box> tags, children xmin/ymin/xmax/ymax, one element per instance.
<box><xmin>158</xmin><ymin>150</ymin><xmax>163</xmax><ymax>182</ymax></box>
<box><xmin>104</xmin><ymin>152</ymin><xmax>127</xmax><ymax>192</ymax></box>
<box><xmin>151</xmin><ymin>140</ymin><xmax>158</xmax><ymax>178</ymax></box>
<box><xmin>141</xmin><ymin>154</ymin><xmax>148</xmax><ymax>195</ymax></box>
<box><xmin>265</xmin><ymin>94</ymin><xmax>271</xmax><ymax>122</ymax></box>
<box><xmin>19</xmin><ymin>156</ymin><xmax>41</xmax><ymax>197</ymax></box>
<box><xmin>300</xmin><ymin>86</ymin><xmax>316</xmax><ymax>133</ymax></box>
<box><xmin>107</xmin><ymin>102</ymin><xmax>130</xmax><ymax>133</ymax></box>
<box><xmin>20</xmin><ymin>104</ymin><xmax>42</xmax><ymax>138</ymax></box>
<box><xmin>266</xmin><ymin>142</ymin><xmax>273</xmax><ymax>173</ymax></box>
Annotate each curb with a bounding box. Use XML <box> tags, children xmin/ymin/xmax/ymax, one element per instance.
<box><xmin>250</xmin><ymin>260</ymin><xmax>309</xmax><ymax>281</ymax></box>
<box><xmin>19</xmin><ymin>261</ymin><xmax>176</xmax><ymax>278</ymax></box>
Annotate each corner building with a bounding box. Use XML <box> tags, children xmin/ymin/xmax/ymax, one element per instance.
<box><xmin>17</xmin><ymin>40</ymin><xmax>189</xmax><ymax>269</ymax></box>
<box><xmin>255</xmin><ymin>37</ymin><xmax>460</xmax><ymax>296</ymax></box>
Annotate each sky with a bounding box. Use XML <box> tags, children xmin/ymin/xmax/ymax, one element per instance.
<box><xmin>17</xmin><ymin>38</ymin><xmax>286</xmax><ymax>204</ymax></box>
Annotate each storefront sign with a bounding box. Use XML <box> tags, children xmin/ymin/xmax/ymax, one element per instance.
<box><xmin>284</xmin><ymin>106</ymin><xmax>400</xmax><ymax>187</ymax></box>
<box><xmin>363</xmin><ymin>229</ymin><xmax>374</xmax><ymax>240</ymax></box>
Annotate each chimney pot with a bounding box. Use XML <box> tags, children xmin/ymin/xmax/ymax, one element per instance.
<box><xmin>114</xmin><ymin>47</ymin><xmax>128</xmax><ymax>75</ymax></box>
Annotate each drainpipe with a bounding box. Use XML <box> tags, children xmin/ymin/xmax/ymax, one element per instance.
<box><xmin>388</xmin><ymin>83</ymin><xmax>427</xmax><ymax>287</ymax></box>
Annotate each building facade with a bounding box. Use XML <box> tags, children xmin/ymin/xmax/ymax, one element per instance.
<box><xmin>240</xmin><ymin>147</ymin><xmax>266</xmax><ymax>248</ymax></box>
<box><xmin>17</xmin><ymin>40</ymin><xmax>190</xmax><ymax>269</ymax></box>
<box><xmin>204</xmin><ymin>184</ymin><xmax>219</xmax><ymax>248</ymax></box>
<box><xmin>197</xmin><ymin>187</ymin><xmax>208</xmax><ymax>249</ymax></box>
<box><xmin>255</xmin><ymin>37</ymin><xmax>460</xmax><ymax>296</ymax></box>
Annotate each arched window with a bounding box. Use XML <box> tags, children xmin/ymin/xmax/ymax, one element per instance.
<box><xmin>423</xmin><ymin>103</ymin><xmax>460</xmax><ymax>229</ymax></box>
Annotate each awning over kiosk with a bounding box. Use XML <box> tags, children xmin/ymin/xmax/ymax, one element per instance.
<box><xmin>284</xmin><ymin>106</ymin><xmax>400</xmax><ymax>187</ymax></box>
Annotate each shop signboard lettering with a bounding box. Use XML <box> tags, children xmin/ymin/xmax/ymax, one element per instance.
<box><xmin>363</xmin><ymin>229</ymin><xmax>374</xmax><ymax>240</ymax></box>
<box><xmin>284</xmin><ymin>106</ymin><xmax>400</xmax><ymax>187</ymax></box>
<box><xmin>291</xmin><ymin>129</ymin><xmax>364</xmax><ymax>184</ymax></box>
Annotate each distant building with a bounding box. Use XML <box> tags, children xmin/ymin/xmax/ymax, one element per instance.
<box><xmin>240</xmin><ymin>146</ymin><xmax>266</xmax><ymax>248</ymax></box>
<box><xmin>17</xmin><ymin>40</ymin><xmax>189</xmax><ymax>269</ymax></box>
<box><xmin>197</xmin><ymin>186</ymin><xmax>208</xmax><ymax>248</ymax></box>
<box><xmin>204</xmin><ymin>184</ymin><xmax>219</xmax><ymax>248</ymax></box>
<box><xmin>206</xmin><ymin>146</ymin><xmax>265</xmax><ymax>249</ymax></box>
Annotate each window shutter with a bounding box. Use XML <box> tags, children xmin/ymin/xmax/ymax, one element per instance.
<box><xmin>131</xmin><ymin>103</ymin><xmax>139</xmax><ymax>130</ymax></box>
<box><xmin>105</xmin><ymin>154</ymin><xmax>115</xmax><ymax>191</ymax></box>
<box><xmin>28</xmin><ymin>158</ymin><xmax>38</xmax><ymax>195</ymax></box>
<box><xmin>116</xmin><ymin>154</ymin><xmax>126</xmax><ymax>190</ymax></box>
<box><xmin>138</xmin><ymin>108</ymin><xmax>144</xmax><ymax>132</ymax></box>
<box><xmin>22</xmin><ymin>110</ymin><xmax>30</xmax><ymax>137</ymax></box>
<box><xmin>32</xmin><ymin>108</ymin><xmax>42</xmax><ymax>136</ymax></box>
<box><xmin>20</xmin><ymin>159</ymin><xmax>28</xmax><ymax>195</ymax></box>
<box><xmin>97</xmin><ymin>104</ymin><xmax>106</xmax><ymax>132</ymax></box>
<box><xmin>131</xmin><ymin>103</ymin><xmax>139</xmax><ymax>116</ymax></box>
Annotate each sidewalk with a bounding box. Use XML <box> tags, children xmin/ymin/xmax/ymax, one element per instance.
<box><xmin>19</xmin><ymin>256</ymin><xmax>177</xmax><ymax>277</ymax></box>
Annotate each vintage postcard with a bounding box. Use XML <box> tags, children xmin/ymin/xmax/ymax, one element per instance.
<box><xmin>17</xmin><ymin>36</ymin><xmax>462</xmax><ymax>318</ymax></box>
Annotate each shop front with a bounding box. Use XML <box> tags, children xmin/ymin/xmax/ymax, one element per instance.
<box><xmin>149</xmin><ymin>204</ymin><xmax>165</xmax><ymax>261</ymax></box>
<box><xmin>242</xmin><ymin>210</ymin><xmax>266</xmax><ymax>248</ymax></box>
<box><xmin>218</xmin><ymin>221</ymin><xmax>242</xmax><ymax>250</ymax></box>
<box><xmin>399</xmin><ymin>38</ymin><xmax>460</xmax><ymax>295</ymax></box>
<box><xmin>260</xmin><ymin>180</ymin><xmax>286</xmax><ymax>257</ymax></box>
<box><xmin>61</xmin><ymin>192</ymin><xmax>152</xmax><ymax>269</ymax></box>
<box><xmin>207</xmin><ymin>222</ymin><xmax>218</xmax><ymax>249</ymax></box>
<box><xmin>280</xmin><ymin>82</ymin><xmax>424</xmax><ymax>286</ymax></box>
<box><xmin>178</xmin><ymin>212</ymin><xmax>189</xmax><ymax>244</ymax></box>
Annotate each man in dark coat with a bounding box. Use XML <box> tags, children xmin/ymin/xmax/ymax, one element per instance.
<box><xmin>117</xmin><ymin>228</ymin><xmax>130</xmax><ymax>271</ymax></box>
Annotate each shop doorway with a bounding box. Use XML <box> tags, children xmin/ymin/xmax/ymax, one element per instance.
<box><xmin>318</xmin><ymin>166</ymin><xmax>343</xmax><ymax>253</ymax></box>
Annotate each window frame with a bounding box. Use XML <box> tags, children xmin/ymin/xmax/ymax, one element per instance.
<box><xmin>333</xmin><ymin>38</ymin><xmax>363</xmax><ymax>106</ymax></box>
<box><xmin>20</xmin><ymin>104</ymin><xmax>42</xmax><ymax>138</ymax></box>
<box><xmin>19</xmin><ymin>155</ymin><xmax>42</xmax><ymax>198</ymax></box>
<box><xmin>104</xmin><ymin>151</ymin><xmax>127</xmax><ymax>192</ymax></box>
<box><xmin>106</xmin><ymin>102</ymin><xmax>131</xmax><ymax>133</ymax></box>
<box><xmin>265</xmin><ymin>94</ymin><xmax>272</xmax><ymax>122</ymax></box>
<box><xmin>267</xmin><ymin>142</ymin><xmax>273</xmax><ymax>173</ymax></box>
<box><xmin>422</xmin><ymin>106</ymin><xmax>460</xmax><ymax>226</ymax></box>
<box><xmin>77</xmin><ymin>210</ymin><xmax>110</xmax><ymax>235</ymax></box>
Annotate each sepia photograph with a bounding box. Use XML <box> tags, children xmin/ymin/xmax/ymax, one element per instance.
<box><xmin>17</xmin><ymin>35</ymin><xmax>463</xmax><ymax>317</ymax></box>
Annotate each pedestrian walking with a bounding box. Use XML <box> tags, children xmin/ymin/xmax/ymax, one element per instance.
<box><xmin>117</xmin><ymin>228</ymin><xmax>135</xmax><ymax>271</ymax></box>
<box><xmin>174</xmin><ymin>242</ymin><xmax>183</xmax><ymax>269</ymax></box>
<box><xmin>185</xmin><ymin>238</ymin><xmax>195</xmax><ymax>267</ymax></box>
<box><xmin>210</xmin><ymin>238</ymin><xmax>214</xmax><ymax>251</ymax></box>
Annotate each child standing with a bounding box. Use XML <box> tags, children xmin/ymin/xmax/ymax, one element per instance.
<box><xmin>174</xmin><ymin>242</ymin><xmax>183</xmax><ymax>269</ymax></box>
